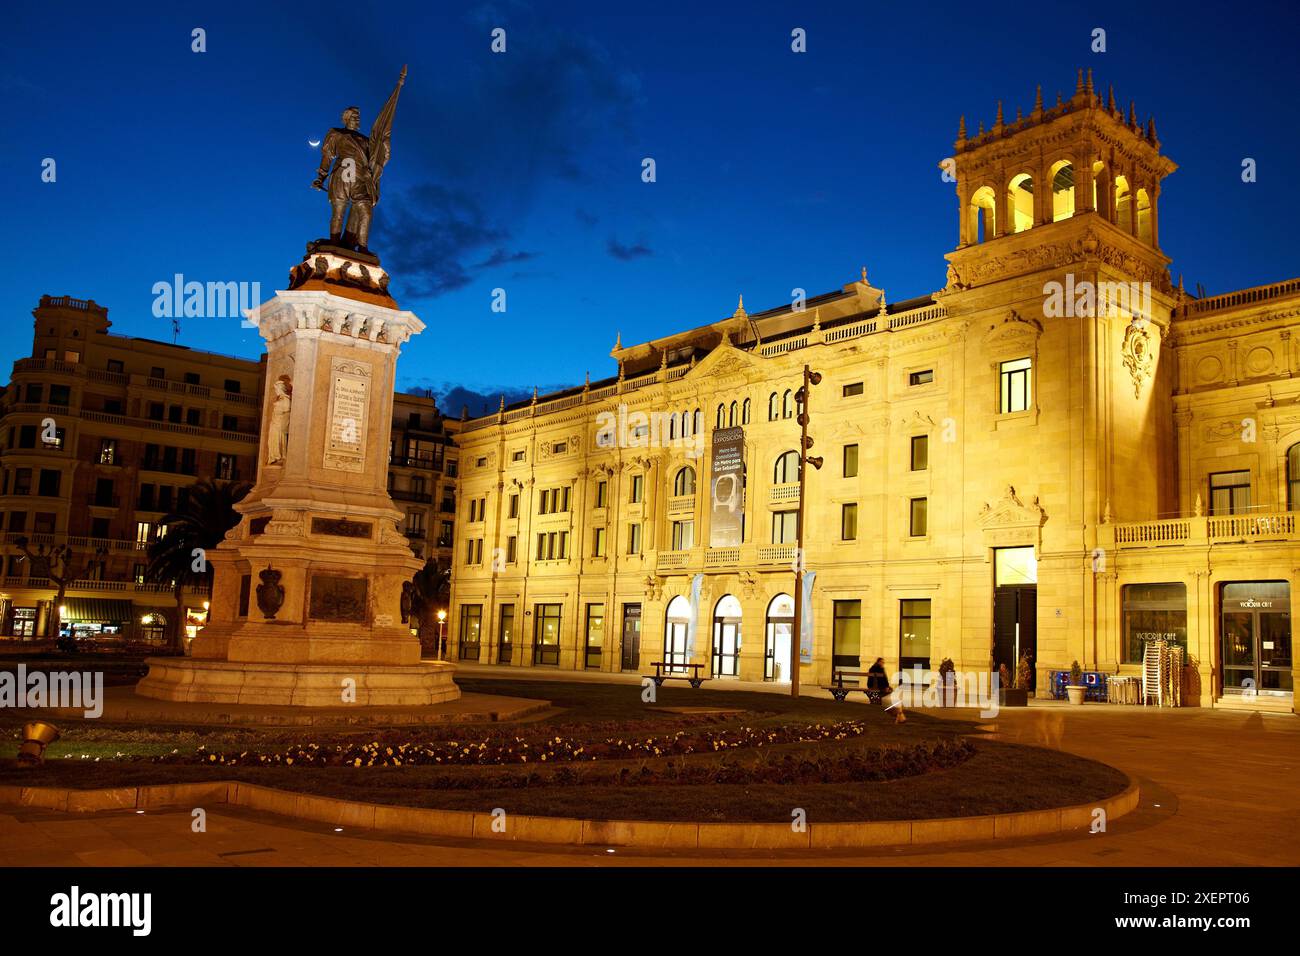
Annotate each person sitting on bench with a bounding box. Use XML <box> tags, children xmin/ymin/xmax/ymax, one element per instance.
<box><xmin>866</xmin><ymin>657</ymin><xmax>890</xmax><ymax>705</ymax></box>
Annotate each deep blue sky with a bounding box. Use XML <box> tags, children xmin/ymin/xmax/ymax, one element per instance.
<box><xmin>6</xmin><ymin>0</ymin><xmax>1298</xmax><ymax>413</ymax></box>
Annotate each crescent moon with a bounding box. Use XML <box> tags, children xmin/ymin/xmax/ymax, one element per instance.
<box><xmin>308</xmin><ymin>139</ymin><xmax>321</xmax><ymax>148</ymax></box>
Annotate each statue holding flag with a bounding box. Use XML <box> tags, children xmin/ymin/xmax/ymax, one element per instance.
<box><xmin>312</xmin><ymin>66</ymin><xmax>407</xmax><ymax>255</ymax></box>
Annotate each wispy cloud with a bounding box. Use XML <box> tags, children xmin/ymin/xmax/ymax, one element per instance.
<box><xmin>607</xmin><ymin>237</ymin><xmax>653</xmax><ymax>261</ymax></box>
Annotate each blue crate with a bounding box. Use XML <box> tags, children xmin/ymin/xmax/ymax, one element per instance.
<box><xmin>1050</xmin><ymin>671</ymin><xmax>1109</xmax><ymax>702</ymax></box>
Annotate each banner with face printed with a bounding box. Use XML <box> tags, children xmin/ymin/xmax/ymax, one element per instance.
<box><xmin>709</xmin><ymin>427</ymin><xmax>744</xmax><ymax>547</ymax></box>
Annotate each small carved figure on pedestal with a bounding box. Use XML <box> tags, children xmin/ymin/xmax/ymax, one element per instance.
<box><xmin>267</xmin><ymin>376</ymin><xmax>293</xmax><ymax>464</ymax></box>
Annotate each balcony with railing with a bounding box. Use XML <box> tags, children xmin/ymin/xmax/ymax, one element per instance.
<box><xmin>770</xmin><ymin>483</ymin><xmax>800</xmax><ymax>503</ymax></box>
<box><xmin>1108</xmin><ymin>510</ymin><xmax>1300</xmax><ymax>550</ymax></box>
<box><xmin>667</xmin><ymin>494</ymin><xmax>696</xmax><ymax>513</ymax></box>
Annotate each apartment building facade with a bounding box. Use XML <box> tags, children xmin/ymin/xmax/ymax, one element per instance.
<box><xmin>0</xmin><ymin>295</ymin><xmax>458</xmax><ymax>644</ymax></box>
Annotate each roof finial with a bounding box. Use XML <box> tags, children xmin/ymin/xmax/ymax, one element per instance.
<box><xmin>977</xmin><ymin>119</ymin><xmax>985</xmax><ymax>135</ymax></box>
<box><xmin>1085</xmin><ymin>68</ymin><xmax>1094</xmax><ymax>96</ymax></box>
<box><xmin>1107</xmin><ymin>84</ymin><xmax>1116</xmax><ymax>113</ymax></box>
<box><xmin>659</xmin><ymin>349</ymin><xmax>668</xmax><ymax>370</ymax></box>
<box><xmin>1146</xmin><ymin>116</ymin><xmax>1158</xmax><ymax>144</ymax></box>
<box><xmin>812</xmin><ymin>307</ymin><xmax>822</xmax><ymax>331</ymax></box>
<box><xmin>530</xmin><ymin>386</ymin><xmax>538</xmax><ymax>406</ymax></box>
<box><xmin>877</xmin><ymin>290</ymin><xmax>888</xmax><ymax>316</ymax></box>
<box><xmin>1128</xmin><ymin>100</ymin><xmax>1137</xmax><ymax>127</ymax></box>
<box><xmin>1055</xmin><ymin>90</ymin><xmax>1063</xmax><ymax>108</ymax></box>
<box><xmin>1015</xmin><ymin>105</ymin><xmax>1022</xmax><ymax>123</ymax></box>
<box><xmin>861</xmin><ymin>265</ymin><xmax>868</xmax><ymax>283</ymax></box>
<box><xmin>1075</xmin><ymin>68</ymin><xmax>1085</xmax><ymax>95</ymax></box>
<box><xmin>957</xmin><ymin>114</ymin><xmax>966</xmax><ymax>140</ymax></box>
<box><xmin>584</xmin><ymin>370</ymin><xmax>590</xmax><ymax>391</ymax></box>
<box><xmin>498</xmin><ymin>394</ymin><xmax>505</xmax><ymax>411</ymax></box>
<box><xmin>613</xmin><ymin>330</ymin><xmax>622</xmax><ymax>350</ymax></box>
<box><xmin>1033</xmin><ymin>85</ymin><xmax>1043</xmax><ymax>114</ymax></box>
<box><xmin>994</xmin><ymin>100</ymin><xmax>1003</xmax><ymax>127</ymax></box>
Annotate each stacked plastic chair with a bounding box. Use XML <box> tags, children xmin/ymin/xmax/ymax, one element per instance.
<box><xmin>1142</xmin><ymin>639</ymin><xmax>1167</xmax><ymax>707</ymax></box>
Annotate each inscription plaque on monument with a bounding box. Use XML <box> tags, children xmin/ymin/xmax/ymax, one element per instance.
<box><xmin>311</xmin><ymin>516</ymin><xmax>373</xmax><ymax>539</ymax></box>
<box><xmin>308</xmin><ymin>574</ymin><xmax>369</xmax><ymax>622</ymax></box>
<box><xmin>324</xmin><ymin>357</ymin><xmax>370</xmax><ymax>473</ymax></box>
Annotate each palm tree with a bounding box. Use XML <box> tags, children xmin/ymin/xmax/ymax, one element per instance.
<box><xmin>145</xmin><ymin>477</ymin><xmax>251</xmax><ymax>654</ymax></box>
<box><xmin>409</xmin><ymin>557</ymin><xmax>451</xmax><ymax>657</ymax></box>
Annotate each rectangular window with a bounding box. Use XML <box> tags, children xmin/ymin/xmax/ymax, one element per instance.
<box><xmin>216</xmin><ymin>453</ymin><xmax>236</xmax><ymax>480</ymax></box>
<box><xmin>832</xmin><ymin>600</ymin><xmax>861</xmax><ymax>671</ymax></box>
<box><xmin>772</xmin><ymin>510</ymin><xmax>799</xmax><ymax>544</ymax></box>
<box><xmin>498</xmin><ymin>605</ymin><xmax>516</xmax><ymax>663</ymax></box>
<box><xmin>37</xmin><ymin>469</ymin><xmax>61</xmax><ymax>497</ymax></box>
<box><xmin>843</xmin><ymin>444</ymin><xmax>859</xmax><ymax>478</ymax></box>
<box><xmin>596</xmin><ymin>481</ymin><xmax>608</xmax><ymax>508</ymax></box>
<box><xmin>184</xmin><ymin>372</ymin><xmax>200</xmax><ymax>385</ymax></box>
<box><xmin>585</xmin><ymin>603</ymin><xmax>605</xmax><ymax>669</ymax></box>
<box><xmin>999</xmin><ymin>357</ymin><xmax>1032</xmax><ymax>413</ymax></box>
<box><xmin>458</xmin><ymin>605</ymin><xmax>482</xmax><ymax>660</ymax></box>
<box><xmin>8</xmin><ymin>512</ymin><xmax>26</xmax><ymax>532</ymax></box>
<box><xmin>222</xmin><ymin>415</ymin><xmax>238</xmax><ymax>432</ymax></box>
<box><xmin>181</xmin><ymin>448</ymin><xmax>196</xmax><ymax>474</ymax></box>
<box><xmin>224</xmin><ymin>379</ymin><xmax>241</xmax><ymax>394</ymax></box>
<box><xmin>841</xmin><ymin>502</ymin><xmax>858</xmax><ymax>541</ymax></box>
<box><xmin>106</xmin><ymin>359</ymin><xmax>124</xmax><ymax>374</ymax></box>
<box><xmin>627</xmin><ymin>523</ymin><xmax>642</xmax><ymax>555</ymax></box>
<box><xmin>439</xmin><ymin>521</ymin><xmax>453</xmax><ymax>546</ymax></box>
<box><xmin>533</xmin><ymin>603</ymin><xmax>562</xmax><ymax>665</ymax></box>
<box><xmin>592</xmin><ymin>527</ymin><xmax>607</xmax><ymax>557</ymax></box>
<box><xmin>49</xmin><ymin>384</ymin><xmax>71</xmax><ymax>407</ymax></box>
<box><xmin>1122</xmin><ymin>583</ymin><xmax>1188</xmax><ymax>664</ymax></box>
<box><xmin>34</xmin><ymin>512</ymin><xmax>57</xmax><ymax>534</ymax></box>
<box><xmin>506</xmin><ymin>535</ymin><xmax>517</xmax><ymax>564</ymax></box>
<box><xmin>672</xmin><ymin>520</ymin><xmax>694</xmax><ymax>551</ymax></box>
<box><xmin>508</xmin><ymin>494</ymin><xmax>519</xmax><ymax>519</ymax></box>
<box><xmin>135</xmin><ymin>563</ymin><xmax>149</xmax><ymax>586</ymax></box>
<box><xmin>18</xmin><ymin>425</ymin><xmax>36</xmax><ymax>449</ymax></box>
<box><xmin>899</xmin><ymin>599</ymin><xmax>932</xmax><ymax>670</ymax></box>
<box><xmin>842</xmin><ymin>382</ymin><xmax>864</xmax><ymax>397</ymax></box>
<box><xmin>24</xmin><ymin>384</ymin><xmax>43</xmax><ymax>404</ymax></box>
<box><xmin>136</xmin><ymin>521</ymin><xmax>155</xmax><ymax>544</ymax></box>
<box><xmin>910</xmin><ymin>434</ymin><xmax>929</xmax><ymax>471</ymax></box>
<box><xmin>630</xmin><ymin>474</ymin><xmax>643</xmax><ymax>504</ymax></box>
<box><xmin>512</xmin><ymin>449</ymin><xmax>525</xmax><ymax>462</ymax></box>
<box><xmin>909</xmin><ymin>369</ymin><xmax>934</xmax><ymax>386</ymax></box>
<box><xmin>1209</xmin><ymin>471</ymin><xmax>1251</xmax><ymax>516</ymax></box>
<box><xmin>186</xmin><ymin>408</ymin><xmax>202</xmax><ymax>426</ymax></box>
<box><xmin>98</xmin><ymin>438</ymin><xmax>117</xmax><ymax>465</ymax></box>
<box><xmin>13</xmin><ymin>469</ymin><xmax>32</xmax><ymax>495</ymax></box>
<box><xmin>909</xmin><ymin>497</ymin><xmax>928</xmax><ymax>537</ymax></box>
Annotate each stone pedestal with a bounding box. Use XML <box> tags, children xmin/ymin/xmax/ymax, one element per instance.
<box><xmin>137</xmin><ymin>248</ymin><xmax>459</xmax><ymax>706</ymax></box>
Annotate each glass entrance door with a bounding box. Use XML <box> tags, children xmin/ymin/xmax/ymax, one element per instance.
<box><xmin>1221</xmin><ymin>582</ymin><xmax>1292</xmax><ymax>696</ymax></box>
<box><xmin>620</xmin><ymin>604</ymin><xmax>642</xmax><ymax>671</ymax></box>
<box><xmin>713</xmin><ymin>619</ymin><xmax>740</xmax><ymax>676</ymax></box>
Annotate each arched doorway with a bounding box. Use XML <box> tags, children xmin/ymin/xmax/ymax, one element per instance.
<box><xmin>765</xmin><ymin>593</ymin><xmax>794</xmax><ymax>682</ymax></box>
<box><xmin>664</xmin><ymin>595</ymin><xmax>692</xmax><ymax>673</ymax></box>
<box><xmin>712</xmin><ymin>594</ymin><xmax>742</xmax><ymax>677</ymax></box>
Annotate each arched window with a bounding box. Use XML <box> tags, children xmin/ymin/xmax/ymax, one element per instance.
<box><xmin>774</xmin><ymin>450</ymin><xmax>801</xmax><ymax>484</ymax></box>
<box><xmin>679</xmin><ymin>409</ymin><xmax>690</xmax><ymax>437</ymax></box>
<box><xmin>693</xmin><ymin>408</ymin><xmax>701</xmax><ymax>434</ymax></box>
<box><xmin>668</xmin><ymin>412</ymin><xmax>677</xmax><ymax>440</ymax></box>
<box><xmin>729</xmin><ymin>401</ymin><xmax>738</xmax><ymax>427</ymax></box>
<box><xmin>742</xmin><ymin>398</ymin><xmax>751</xmax><ymax>424</ymax></box>
<box><xmin>1288</xmin><ymin>444</ymin><xmax>1300</xmax><ymax>511</ymax></box>
<box><xmin>1050</xmin><ymin>160</ymin><xmax>1075</xmax><ymax>221</ymax></box>
<box><xmin>764</xmin><ymin>593</ymin><xmax>795</xmax><ymax>682</ymax></box>
<box><xmin>1008</xmin><ymin>173</ymin><xmax>1034</xmax><ymax>232</ymax></box>
<box><xmin>969</xmin><ymin>185</ymin><xmax>997</xmax><ymax>242</ymax></box>
<box><xmin>1092</xmin><ymin>160</ymin><xmax>1110</xmax><ymax>218</ymax></box>
<box><xmin>1136</xmin><ymin>188</ymin><xmax>1152</xmax><ymax>244</ymax></box>
<box><xmin>716</xmin><ymin>404</ymin><xmax>725</xmax><ymax>430</ymax></box>
<box><xmin>674</xmin><ymin>466</ymin><xmax>696</xmax><ymax>496</ymax></box>
<box><xmin>1114</xmin><ymin>174</ymin><xmax>1133</xmax><ymax>232</ymax></box>
<box><xmin>768</xmin><ymin>392</ymin><xmax>779</xmax><ymax>421</ymax></box>
<box><xmin>782</xmin><ymin>389</ymin><xmax>793</xmax><ymax>419</ymax></box>
<box><xmin>664</xmin><ymin>595</ymin><xmax>692</xmax><ymax>672</ymax></box>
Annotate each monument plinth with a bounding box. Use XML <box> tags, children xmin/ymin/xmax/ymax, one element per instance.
<box><xmin>136</xmin><ymin>248</ymin><xmax>459</xmax><ymax>706</ymax></box>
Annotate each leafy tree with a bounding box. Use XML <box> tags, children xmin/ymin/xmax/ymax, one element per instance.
<box><xmin>409</xmin><ymin>557</ymin><xmax>451</xmax><ymax>656</ymax></box>
<box><xmin>145</xmin><ymin>477</ymin><xmax>251</xmax><ymax>653</ymax></box>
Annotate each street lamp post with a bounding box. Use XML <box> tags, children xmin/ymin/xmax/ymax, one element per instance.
<box><xmin>790</xmin><ymin>365</ymin><xmax>823</xmax><ymax>699</ymax></box>
<box><xmin>436</xmin><ymin>609</ymin><xmax>447</xmax><ymax>661</ymax></box>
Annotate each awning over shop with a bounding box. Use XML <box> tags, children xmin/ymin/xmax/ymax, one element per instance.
<box><xmin>62</xmin><ymin>598</ymin><xmax>133</xmax><ymax>624</ymax></box>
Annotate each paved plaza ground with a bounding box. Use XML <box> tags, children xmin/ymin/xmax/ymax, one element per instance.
<box><xmin>1</xmin><ymin>670</ymin><xmax>1297</xmax><ymax>866</ymax></box>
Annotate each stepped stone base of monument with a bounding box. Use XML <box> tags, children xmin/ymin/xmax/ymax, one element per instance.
<box><xmin>136</xmin><ymin>658</ymin><xmax>459</xmax><ymax>707</ymax></box>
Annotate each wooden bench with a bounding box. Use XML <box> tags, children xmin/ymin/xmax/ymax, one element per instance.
<box><xmin>648</xmin><ymin>661</ymin><xmax>708</xmax><ymax>689</ymax></box>
<box><xmin>823</xmin><ymin>669</ymin><xmax>888</xmax><ymax>703</ymax></box>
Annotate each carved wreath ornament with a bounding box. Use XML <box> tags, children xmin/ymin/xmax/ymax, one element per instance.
<box><xmin>1122</xmin><ymin>320</ymin><xmax>1156</xmax><ymax>398</ymax></box>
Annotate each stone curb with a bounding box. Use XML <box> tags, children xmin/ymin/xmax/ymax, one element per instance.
<box><xmin>0</xmin><ymin>776</ymin><xmax>1139</xmax><ymax>850</ymax></box>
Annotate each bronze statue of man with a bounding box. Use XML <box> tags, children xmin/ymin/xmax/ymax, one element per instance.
<box><xmin>312</xmin><ymin>67</ymin><xmax>406</xmax><ymax>254</ymax></box>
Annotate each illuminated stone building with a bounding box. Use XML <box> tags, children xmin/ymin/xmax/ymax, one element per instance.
<box><xmin>0</xmin><ymin>295</ymin><xmax>458</xmax><ymax>644</ymax></box>
<box><xmin>449</xmin><ymin>73</ymin><xmax>1299</xmax><ymax>712</ymax></box>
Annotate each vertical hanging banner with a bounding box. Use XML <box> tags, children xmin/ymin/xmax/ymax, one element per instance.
<box><xmin>688</xmin><ymin>572</ymin><xmax>704</xmax><ymax>657</ymax></box>
<box><xmin>800</xmin><ymin>570</ymin><xmax>817</xmax><ymax>664</ymax></box>
<box><xmin>709</xmin><ymin>427</ymin><xmax>745</xmax><ymax>547</ymax></box>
